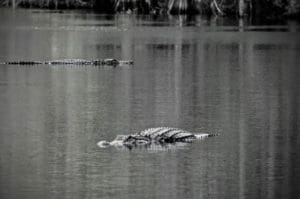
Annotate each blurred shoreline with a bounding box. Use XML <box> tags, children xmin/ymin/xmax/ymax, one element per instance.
<box><xmin>0</xmin><ymin>0</ymin><xmax>299</xmax><ymax>19</ymax></box>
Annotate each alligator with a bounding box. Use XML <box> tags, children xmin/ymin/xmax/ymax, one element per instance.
<box><xmin>97</xmin><ymin>127</ymin><xmax>218</xmax><ymax>149</ymax></box>
<box><xmin>0</xmin><ymin>58</ymin><xmax>133</xmax><ymax>66</ymax></box>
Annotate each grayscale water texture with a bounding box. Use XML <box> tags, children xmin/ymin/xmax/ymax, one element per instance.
<box><xmin>0</xmin><ymin>8</ymin><xmax>299</xmax><ymax>199</ymax></box>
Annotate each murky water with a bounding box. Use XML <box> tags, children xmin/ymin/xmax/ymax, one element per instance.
<box><xmin>0</xmin><ymin>8</ymin><xmax>299</xmax><ymax>199</ymax></box>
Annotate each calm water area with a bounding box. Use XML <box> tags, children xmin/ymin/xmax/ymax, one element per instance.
<box><xmin>0</xmin><ymin>8</ymin><xmax>299</xmax><ymax>199</ymax></box>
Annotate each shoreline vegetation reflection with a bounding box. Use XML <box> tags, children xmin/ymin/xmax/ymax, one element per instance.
<box><xmin>0</xmin><ymin>0</ymin><xmax>300</xmax><ymax>19</ymax></box>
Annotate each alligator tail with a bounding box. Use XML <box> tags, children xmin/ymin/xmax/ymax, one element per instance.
<box><xmin>195</xmin><ymin>132</ymin><xmax>219</xmax><ymax>139</ymax></box>
<box><xmin>208</xmin><ymin>133</ymin><xmax>219</xmax><ymax>137</ymax></box>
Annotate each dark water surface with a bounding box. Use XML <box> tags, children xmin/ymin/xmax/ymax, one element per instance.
<box><xmin>0</xmin><ymin>8</ymin><xmax>299</xmax><ymax>199</ymax></box>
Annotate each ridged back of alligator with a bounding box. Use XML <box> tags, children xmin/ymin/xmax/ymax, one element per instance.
<box><xmin>139</xmin><ymin>127</ymin><xmax>195</xmax><ymax>141</ymax></box>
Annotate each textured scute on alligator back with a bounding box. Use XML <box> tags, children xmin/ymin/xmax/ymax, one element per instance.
<box><xmin>162</xmin><ymin>130</ymin><xmax>196</xmax><ymax>143</ymax></box>
<box><xmin>138</xmin><ymin>127</ymin><xmax>196</xmax><ymax>143</ymax></box>
<box><xmin>57</xmin><ymin>59</ymin><xmax>85</xmax><ymax>62</ymax></box>
<box><xmin>139</xmin><ymin>127</ymin><xmax>175</xmax><ymax>138</ymax></box>
<box><xmin>123</xmin><ymin>134</ymin><xmax>151</xmax><ymax>146</ymax></box>
<box><xmin>152</xmin><ymin>128</ymin><xmax>177</xmax><ymax>139</ymax></box>
<box><xmin>139</xmin><ymin>127</ymin><xmax>163</xmax><ymax>137</ymax></box>
<box><xmin>172</xmin><ymin>132</ymin><xmax>196</xmax><ymax>140</ymax></box>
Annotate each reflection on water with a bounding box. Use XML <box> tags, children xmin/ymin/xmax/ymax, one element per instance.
<box><xmin>0</xmin><ymin>8</ymin><xmax>299</xmax><ymax>199</ymax></box>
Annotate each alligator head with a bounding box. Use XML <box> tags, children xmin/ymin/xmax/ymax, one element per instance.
<box><xmin>97</xmin><ymin>134</ymin><xmax>151</xmax><ymax>148</ymax></box>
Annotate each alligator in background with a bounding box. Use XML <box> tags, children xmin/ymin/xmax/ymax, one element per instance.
<box><xmin>0</xmin><ymin>58</ymin><xmax>133</xmax><ymax>66</ymax></box>
<box><xmin>97</xmin><ymin>127</ymin><xmax>218</xmax><ymax>150</ymax></box>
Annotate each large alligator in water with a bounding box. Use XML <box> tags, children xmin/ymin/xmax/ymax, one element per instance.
<box><xmin>97</xmin><ymin>127</ymin><xmax>218</xmax><ymax>150</ymax></box>
<box><xmin>0</xmin><ymin>58</ymin><xmax>133</xmax><ymax>66</ymax></box>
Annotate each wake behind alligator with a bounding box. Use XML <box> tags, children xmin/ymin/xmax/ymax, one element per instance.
<box><xmin>0</xmin><ymin>58</ymin><xmax>133</xmax><ymax>66</ymax></box>
<box><xmin>97</xmin><ymin>127</ymin><xmax>218</xmax><ymax>150</ymax></box>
